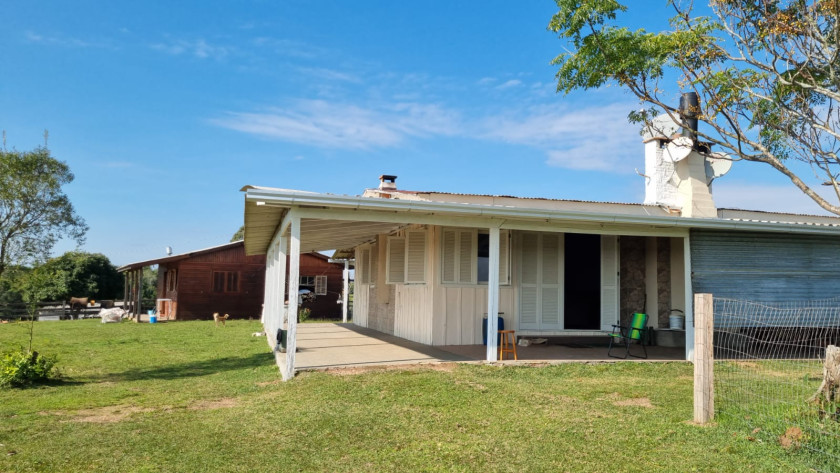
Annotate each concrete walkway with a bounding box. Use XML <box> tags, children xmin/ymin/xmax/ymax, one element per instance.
<box><xmin>294</xmin><ymin>323</ymin><xmax>473</xmax><ymax>371</ymax></box>
<box><xmin>291</xmin><ymin>323</ymin><xmax>685</xmax><ymax>372</ymax></box>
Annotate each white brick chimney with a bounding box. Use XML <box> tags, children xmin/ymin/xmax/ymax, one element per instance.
<box><xmin>642</xmin><ymin>94</ymin><xmax>720</xmax><ymax>218</ymax></box>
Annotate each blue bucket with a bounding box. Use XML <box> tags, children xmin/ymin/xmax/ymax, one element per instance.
<box><xmin>149</xmin><ymin>315</ymin><xmax>157</xmax><ymax>324</ymax></box>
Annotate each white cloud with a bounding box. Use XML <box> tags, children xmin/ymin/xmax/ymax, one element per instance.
<box><xmin>495</xmin><ymin>79</ymin><xmax>522</xmax><ymax>90</ymax></box>
<box><xmin>210</xmin><ymin>100</ymin><xmax>461</xmax><ymax>149</ymax></box>
<box><xmin>479</xmin><ymin>103</ymin><xmax>641</xmax><ymax>172</ymax></box>
<box><xmin>151</xmin><ymin>39</ymin><xmax>230</xmax><ymax>60</ymax></box>
<box><xmin>25</xmin><ymin>31</ymin><xmax>111</xmax><ymax>48</ymax></box>
<box><xmin>713</xmin><ymin>182</ymin><xmax>835</xmax><ymax>215</ymax></box>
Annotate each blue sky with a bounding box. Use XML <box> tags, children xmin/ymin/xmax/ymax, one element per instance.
<box><xmin>1</xmin><ymin>1</ymin><xmax>832</xmax><ymax>266</ymax></box>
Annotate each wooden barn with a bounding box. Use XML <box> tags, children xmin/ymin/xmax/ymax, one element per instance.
<box><xmin>118</xmin><ymin>241</ymin><xmax>346</xmax><ymax>321</ymax></box>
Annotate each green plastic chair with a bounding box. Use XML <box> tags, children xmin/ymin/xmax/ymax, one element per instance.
<box><xmin>608</xmin><ymin>312</ymin><xmax>649</xmax><ymax>359</ymax></box>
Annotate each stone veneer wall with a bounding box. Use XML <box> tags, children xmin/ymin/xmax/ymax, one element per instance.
<box><xmin>656</xmin><ymin>237</ymin><xmax>672</xmax><ymax>327</ymax></box>
<box><xmin>620</xmin><ymin>236</ymin><xmax>647</xmax><ymax>327</ymax></box>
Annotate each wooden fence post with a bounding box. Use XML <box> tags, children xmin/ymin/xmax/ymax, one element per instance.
<box><xmin>694</xmin><ymin>293</ymin><xmax>714</xmax><ymax>424</ymax></box>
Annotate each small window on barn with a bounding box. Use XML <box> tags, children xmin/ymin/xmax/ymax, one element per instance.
<box><xmin>213</xmin><ymin>271</ymin><xmax>240</xmax><ymax>293</ymax></box>
<box><xmin>166</xmin><ymin>270</ymin><xmax>178</xmax><ymax>292</ymax></box>
<box><xmin>315</xmin><ymin>275</ymin><xmax>327</xmax><ymax>295</ymax></box>
<box><xmin>299</xmin><ymin>276</ymin><xmax>315</xmax><ymax>290</ymax></box>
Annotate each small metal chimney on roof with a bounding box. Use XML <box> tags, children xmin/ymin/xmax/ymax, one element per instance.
<box><xmin>165</xmin><ymin>246</ymin><xmax>172</xmax><ymax>256</ymax></box>
<box><xmin>679</xmin><ymin>92</ymin><xmax>699</xmax><ymax>143</ymax></box>
<box><xmin>379</xmin><ymin>175</ymin><xmax>397</xmax><ymax>191</ymax></box>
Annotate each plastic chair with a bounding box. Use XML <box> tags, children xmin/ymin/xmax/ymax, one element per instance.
<box><xmin>608</xmin><ymin>312</ymin><xmax>649</xmax><ymax>359</ymax></box>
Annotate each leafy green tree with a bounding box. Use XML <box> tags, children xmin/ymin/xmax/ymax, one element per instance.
<box><xmin>23</xmin><ymin>251</ymin><xmax>123</xmax><ymax>301</ymax></box>
<box><xmin>231</xmin><ymin>225</ymin><xmax>244</xmax><ymax>242</ymax></box>
<box><xmin>0</xmin><ymin>147</ymin><xmax>87</xmax><ymax>278</ymax></box>
<box><xmin>550</xmin><ymin>0</ymin><xmax>840</xmax><ymax>214</ymax></box>
<box><xmin>142</xmin><ymin>267</ymin><xmax>158</xmax><ymax>300</ymax></box>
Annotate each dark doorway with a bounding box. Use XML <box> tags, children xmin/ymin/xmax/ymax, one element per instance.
<box><xmin>564</xmin><ymin>233</ymin><xmax>601</xmax><ymax>329</ymax></box>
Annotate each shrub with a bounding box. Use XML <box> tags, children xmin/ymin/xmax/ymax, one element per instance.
<box><xmin>0</xmin><ymin>349</ymin><xmax>58</xmax><ymax>388</ymax></box>
<box><xmin>298</xmin><ymin>307</ymin><xmax>312</xmax><ymax>323</ymax></box>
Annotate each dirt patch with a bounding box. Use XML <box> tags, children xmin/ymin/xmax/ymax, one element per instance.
<box><xmin>779</xmin><ymin>427</ymin><xmax>804</xmax><ymax>450</ymax></box>
<box><xmin>44</xmin><ymin>405</ymin><xmax>155</xmax><ymax>423</ymax></box>
<box><xmin>613</xmin><ymin>397</ymin><xmax>655</xmax><ymax>408</ymax></box>
<box><xmin>326</xmin><ymin>362</ymin><xmax>458</xmax><ymax>377</ymax></box>
<box><xmin>187</xmin><ymin>398</ymin><xmax>237</xmax><ymax>410</ymax></box>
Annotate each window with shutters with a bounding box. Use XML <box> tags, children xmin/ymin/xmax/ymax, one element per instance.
<box><xmin>314</xmin><ymin>275</ymin><xmax>327</xmax><ymax>295</ymax></box>
<box><xmin>213</xmin><ymin>271</ymin><xmax>239</xmax><ymax>293</ymax></box>
<box><xmin>442</xmin><ymin>228</ymin><xmax>509</xmax><ymax>285</ymax></box>
<box><xmin>386</xmin><ymin>230</ymin><xmax>427</xmax><ymax>284</ymax></box>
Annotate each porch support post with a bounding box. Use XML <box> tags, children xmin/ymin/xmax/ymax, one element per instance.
<box><xmin>123</xmin><ymin>272</ymin><xmax>128</xmax><ymax>313</ymax></box>
<box><xmin>262</xmin><ymin>247</ymin><xmax>272</xmax><ymax>326</ymax></box>
<box><xmin>134</xmin><ymin>269</ymin><xmax>142</xmax><ymax>321</ymax></box>
<box><xmin>342</xmin><ymin>260</ymin><xmax>349</xmax><ymax>323</ymax></box>
<box><xmin>276</xmin><ymin>236</ymin><xmax>288</xmax><ymax>338</ymax></box>
<box><xmin>283</xmin><ymin>212</ymin><xmax>301</xmax><ymax>381</ymax></box>
<box><xmin>486</xmin><ymin>227</ymin><xmax>501</xmax><ymax>361</ymax></box>
<box><xmin>684</xmin><ymin>235</ymin><xmax>694</xmax><ymax>361</ymax></box>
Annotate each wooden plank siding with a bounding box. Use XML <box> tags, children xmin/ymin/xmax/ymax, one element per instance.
<box><xmin>138</xmin><ymin>242</ymin><xmax>343</xmax><ymax>321</ymax></box>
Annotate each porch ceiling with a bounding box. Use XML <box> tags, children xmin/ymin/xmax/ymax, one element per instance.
<box><xmin>243</xmin><ymin>200</ymin><xmax>406</xmax><ymax>255</ymax></box>
<box><xmin>299</xmin><ymin>219</ymin><xmax>406</xmax><ymax>253</ymax></box>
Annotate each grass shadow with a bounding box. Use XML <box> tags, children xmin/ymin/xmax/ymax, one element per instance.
<box><xmin>91</xmin><ymin>352</ymin><xmax>275</xmax><ymax>382</ymax></box>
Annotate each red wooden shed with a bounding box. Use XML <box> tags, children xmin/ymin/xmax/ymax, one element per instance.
<box><xmin>118</xmin><ymin>241</ymin><xmax>345</xmax><ymax>321</ymax></box>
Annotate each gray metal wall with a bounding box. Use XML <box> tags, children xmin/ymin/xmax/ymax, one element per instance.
<box><xmin>690</xmin><ymin>229</ymin><xmax>840</xmax><ymax>302</ymax></box>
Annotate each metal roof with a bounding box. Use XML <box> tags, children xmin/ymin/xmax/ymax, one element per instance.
<box><xmin>241</xmin><ymin>185</ymin><xmax>840</xmax><ymax>256</ymax></box>
<box><xmin>117</xmin><ymin>241</ymin><xmax>245</xmax><ymax>272</ymax></box>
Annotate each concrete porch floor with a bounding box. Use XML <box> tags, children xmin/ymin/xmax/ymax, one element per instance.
<box><xmin>291</xmin><ymin>323</ymin><xmax>686</xmax><ymax>371</ymax></box>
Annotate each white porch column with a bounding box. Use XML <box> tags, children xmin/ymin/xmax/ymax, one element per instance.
<box><xmin>342</xmin><ymin>260</ymin><xmax>349</xmax><ymax>323</ymax></box>
<box><xmin>486</xmin><ymin>227</ymin><xmax>500</xmax><ymax>361</ymax></box>
<box><xmin>683</xmin><ymin>235</ymin><xmax>694</xmax><ymax>361</ymax></box>
<box><xmin>276</xmin><ymin>237</ymin><xmax>288</xmax><ymax>343</ymax></box>
<box><xmin>283</xmin><ymin>214</ymin><xmax>301</xmax><ymax>381</ymax></box>
<box><xmin>262</xmin><ymin>247</ymin><xmax>273</xmax><ymax>326</ymax></box>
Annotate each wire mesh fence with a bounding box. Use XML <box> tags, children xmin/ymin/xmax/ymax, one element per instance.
<box><xmin>714</xmin><ymin>296</ymin><xmax>840</xmax><ymax>472</ymax></box>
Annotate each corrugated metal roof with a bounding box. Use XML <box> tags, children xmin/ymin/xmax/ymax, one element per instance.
<box><xmin>117</xmin><ymin>241</ymin><xmax>245</xmax><ymax>272</ymax></box>
<box><xmin>241</xmin><ymin>185</ymin><xmax>840</xmax><ymax>256</ymax></box>
<box><xmin>364</xmin><ymin>188</ymin><xmax>654</xmax><ymax>207</ymax></box>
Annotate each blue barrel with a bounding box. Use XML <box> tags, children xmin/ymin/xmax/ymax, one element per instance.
<box><xmin>482</xmin><ymin>316</ymin><xmax>504</xmax><ymax>345</ymax></box>
<box><xmin>149</xmin><ymin>315</ymin><xmax>157</xmax><ymax>324</ymax></box>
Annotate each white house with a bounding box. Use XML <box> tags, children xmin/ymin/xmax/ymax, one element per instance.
<box><xmin>242</xmin><ymin>99</ymin><xmax>840</xmax><ymax>380</ymax></box>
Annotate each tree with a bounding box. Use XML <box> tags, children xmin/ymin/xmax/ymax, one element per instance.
<box><xmin>231</xmin><ymin>225</ymin><xmax>244</xmax><ymax>242</ymax></box>
<box><xmin>25</xmin><ymin>251</ymin><xmax>124</xmax><ymax>301</ymax></box>
<box><xmin>0</xmin><ymin>147</ymin><xmax>87</xmax><ymax>278</ymax></box>
<box><xmin>550</xmin><ymin>0</ymin><xmax>840</xmax><ymax>214</ymax></box>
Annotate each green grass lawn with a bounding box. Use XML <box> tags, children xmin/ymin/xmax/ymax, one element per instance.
<box><xmin>0</xmin><ymin>319</ymin><xmax>818</xmax><ymax>472</ymax></box>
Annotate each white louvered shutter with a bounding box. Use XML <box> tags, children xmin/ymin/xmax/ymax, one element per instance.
<box><xmin>370</xmin><ymin>243</ymin><xmax>379</xmax><ymax>286</ymax></box>
<box><xmin>541</xmin><ymin>233</ymin><xmax>562</xmax><ymax>330</ymax></box>
<box><xmin>441</xmin><ymin>229</ymin><xmax>457</xmax><ymax>284</ymax></box>
<box><xmin>315</xmin><ymin>275</ymin><xmax>327</xmax><ymax>295</ymax></box>
<box><xmin>519</xmin><ymin>232</ymin><xmax>539</xmax><ymax>329</ymax></box>
<box><xmin>359</xmin><ymin>248</ymin><xmax>371</xmax><ymax>284</ymax></box>
<box><xmin>498</xmin><ymin>230</ymin><xmax>510</xmax><ymax>285</ymax></box>
<box><xmin>600</xmin><ymin>235</ymin><xmax>619</xmax><ymax>331</ymax></box>
<box><xmin>405</xmin><ymin>230</ymin><xmax>426</xmax><ymax>283</ymax></box>
<box><xmin>458</xmin><ymin>230</ymin><xmax>476</xmax><ymax>284</ymax></box>
<box><xmin>387</xmin><ymin>236</ymin><xmax>406</xmax><ymax>284</ymax></box>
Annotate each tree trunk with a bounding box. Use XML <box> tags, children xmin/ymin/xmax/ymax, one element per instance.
<box><xmin>810</xmin><ymin>345</ymin><xmax>840</xmax><ymax>415</ymax></box>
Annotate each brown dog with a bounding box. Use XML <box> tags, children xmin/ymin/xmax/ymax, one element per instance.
<box><xmin>213</xmin><ymin>312</ymin><xmax>230</xmax><ymax>327</ymax></box>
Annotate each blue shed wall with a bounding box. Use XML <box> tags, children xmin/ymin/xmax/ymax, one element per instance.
<box><xmin>690</xmin><ymin>229</ymin><xmax>840</xmax><ymax>303</ymax></box>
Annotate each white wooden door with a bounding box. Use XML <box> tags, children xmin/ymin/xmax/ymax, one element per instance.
<box><xmin>600</xmin><ymin>235</ymin><xmax>620</xmax><ymax>331</ymax></box>
<box><xmin>519</xmin><ymin>232</ymin><xmax>564</xmax><ymax>331</ymax></box>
